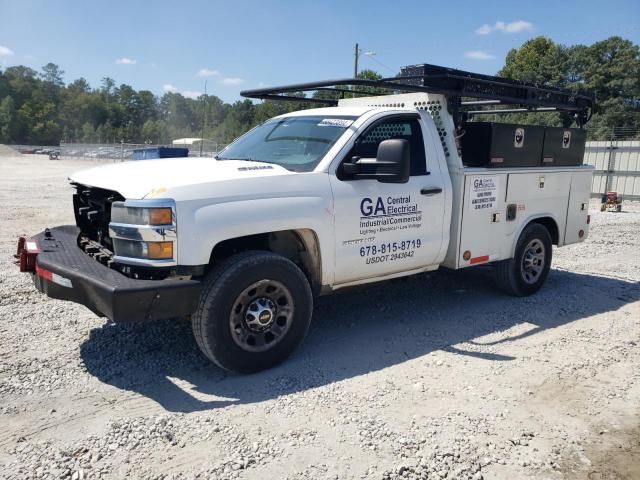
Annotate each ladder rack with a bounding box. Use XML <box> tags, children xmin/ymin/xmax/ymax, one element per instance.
<box><xmin>240</xmin><ymin>63</ymin><xmax>595</xmax><ymax>126</ymax></box>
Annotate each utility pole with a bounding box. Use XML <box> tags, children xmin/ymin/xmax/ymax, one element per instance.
<box><xmin>354</xmin><ymin>43</ymin><xmax>359</xmax><ymax>78</ymax></box>
<box><xmin>200</xmin><ymin>80</ymin><xmax>207</xmax><ymax>157</ymax></box>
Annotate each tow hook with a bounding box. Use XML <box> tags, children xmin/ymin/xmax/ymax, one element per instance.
<box><xmin>15</xmin><ymin>236</ymin><xmax>39</xmax><ymax>273</ymax></box>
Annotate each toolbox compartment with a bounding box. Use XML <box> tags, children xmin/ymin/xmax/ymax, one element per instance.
<box><xmin>541</xmin><ymin>127</ymin><xmax>586</xmax><ymax>166</ymax></box>
<box><xmin>461</xmin><ymin>122</ymin><xmax>545</xmax><ymax>168</ymax></box>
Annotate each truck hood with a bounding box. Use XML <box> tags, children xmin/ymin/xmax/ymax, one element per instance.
<box><xmin>69</xmin><ymin>158</ymin><xmax>294</xmax><ymax>199</ymax></box>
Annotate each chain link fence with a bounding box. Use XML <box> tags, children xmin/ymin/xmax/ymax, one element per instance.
<box><xmin>9</xmin><ymin>126</ymin><xmax>639</xmax><ymax>201</ymax></box>
<box><xmin>583</xmin><ymin>127</ymin><xmax>640</xmax><ymax>201</ymax></box>
<box><xmin>587</xmin><ymin>126</ymin><xmax>639</xmax><ymax>142</ymax></box>
<box><xmin>12</xmin><ymin>142</ymin><xmax>228</xmax><ymax>161</ymax></box>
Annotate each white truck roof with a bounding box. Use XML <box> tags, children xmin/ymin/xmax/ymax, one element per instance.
<box><xmin>280</xmin><ymin>106</ymin><xmax>376</xmax><ymax>118</ymax></box>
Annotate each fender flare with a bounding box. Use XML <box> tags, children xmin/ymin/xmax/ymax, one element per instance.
<box><xmin>509</xmin><ymin>214</ymin><xmax>560</xmax><ymax>258</ymax></box>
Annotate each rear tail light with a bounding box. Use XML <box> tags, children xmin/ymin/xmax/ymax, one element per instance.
<box><xmin>15</xmin><ymin>235</ymin><xmax>72</xmax><ymax>287</ymax></box>
<box><xmin>15</xmin><ymin>236</ymin><xmax>38</xmax><ymax>273</ymax></box>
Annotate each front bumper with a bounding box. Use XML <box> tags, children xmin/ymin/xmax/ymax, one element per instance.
<box><xmin>23</xmin><ymin>226</ymin><xmax>202</xmax><ymax>322</ymax></box>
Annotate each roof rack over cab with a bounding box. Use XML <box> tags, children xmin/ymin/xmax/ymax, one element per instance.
<box><xmin>240</xmin><ymin>63</ymin><xmax>595</xmax><ymax>126</ymax></box>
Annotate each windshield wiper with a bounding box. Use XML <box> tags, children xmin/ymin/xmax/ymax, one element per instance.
<box><xmin>218</xmin><ymin>156</ymin><xmax>272</xmax><ymax>164</ymax></box>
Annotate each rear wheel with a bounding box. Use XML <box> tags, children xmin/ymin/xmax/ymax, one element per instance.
<box><xmin>494</xmin><ymin>223</ymin><xmax>552</xmax><ymax>296</ymax></box>
<box><xmin>192</xmin><ymin>251</ymin><xmax>313</xmax><ymax>373</ymax></box>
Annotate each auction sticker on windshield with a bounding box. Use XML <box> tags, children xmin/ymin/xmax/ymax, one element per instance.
<box><xmin>317</xmin><ymin>118</ymin><xmax>354</xmax><ymax>128</ymax></box>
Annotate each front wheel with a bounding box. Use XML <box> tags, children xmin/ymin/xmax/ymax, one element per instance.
<box><xmin>494</xmin><ymin>223</ymin><xmax>552</xmax><ymax>296</ymax></box>
<box><xmin>192</xmin><ymin>251</ymin><xmax>313</xmax><ymax>373</ymax></box>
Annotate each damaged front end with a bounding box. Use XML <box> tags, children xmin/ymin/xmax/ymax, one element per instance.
<box><xmin>15</xmin><ymin>184</ymin><xmax>202</xmax><ymax>322</ymax></box>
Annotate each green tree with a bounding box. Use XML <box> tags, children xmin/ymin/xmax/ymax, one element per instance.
<box><xmin>254</xmin><ymin>93</ymin><xmax>309</xmax><ymax>124</ymax></box>
<box><xmin>496</xmin><ymin>37</ymin><xmax>568</xmax><ymax>126</ymax></box>
<box><xmin>67</xmin><ymin>78</ymin><xmax>91</xmax><ymax>95</ymax></box>
<box><xmin>4</xmin><ymin>66</ymin><xmax>38</xmax><ymax>109</ymax></box>
<box><xmin>497</xmin><ymin>36</ymin><xmax>640</xmax><ymax>137</ymax></box>
<box><xmin>579</xmin><ymin>37</ymin><xmax>640</xmax><ymax>138</ymax></box>
<box><xmin>29</xmin><ymin>101</ymin><xmax>61</xmax><ymax>145</ymax></box>
<box><xmin>41</xmin><ymin>63</ymin><xmax>65</xmax><ymax>86</ymax></box>
<box><xmin>0</xmin><ymin>96</ymin><xmax>16</xmax><ymax>142</ymax></box>
<box><xmin>499</xmin><ymin>37</ymin><xmax>568</xmax><ymax>86</ymax></box>
<box><xmin>138</xmin><ymin>90</ymin><xmax>158</xmax><ymax>123</ymax></box>
<box><xmin>141</xmin><ymin>119</ymin><xmax>169</xmax><ymax>144</ymax></box>
<box><xmin>81</xmin><ymin>122</ymin><xmax>95</xmax><ymax>142</ymax></box>
<box><xmin>214</xmin><ymin>99</ymin><xmax>255</xmax><ymax>143</ymax></box>
<box><xmin>0</xmin><ymin>37</ymin><xmax>635</xmax><ymax>146</ymax></box>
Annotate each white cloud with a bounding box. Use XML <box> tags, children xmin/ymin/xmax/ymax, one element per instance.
<box><xmin>503</xmin><ymin>20</ymin><xmax>534</xmax><ymax>33</ymax></box>
<box><xmin>475</xmin><ymin>20</ymin><xmax>533</xmax><ymax>35</ymax></box>
<box><xmin>196</xmin><ymin>68</ymin><xmax>220</xmax><ymax>77</ymax></box>
<box><xmin>162</xmin><ymin>84</ymin><xmax>201</xmax><ymax>99</ymax></box>
<box><xmin>115</xmin><ymin>57</ymin><xmax>137</xmax><ymax>65</ymax></box>
<box><xmin>464</xmin><ymin>50</ymin><xmax>495</xmax><ymax>60</ymax></box>
<box><xmin>475</xmin><ymin>24</ymin><xmax>493</xmax><ymax>35</ymax></box>
<box><xmin>0</xmin><ymin>45</ymin><xmax>15</xmax><ymax>57</ymax></box>
<box><xmin>181</xmin><ymin>90</ymin><xmax>201</xmax><ymax>99</ymax></box>
<box><xmin>222</xmin><ymin>77</ymin><xmax>245</xmax><ymax>86</ymax></box>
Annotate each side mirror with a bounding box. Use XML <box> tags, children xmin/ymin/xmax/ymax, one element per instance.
<box><xmin>343</xmin><ymin>139</ymin><xmax>410</xmax><ymax>183</ymax></box>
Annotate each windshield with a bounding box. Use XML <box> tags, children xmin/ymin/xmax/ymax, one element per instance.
<box><xmin>216</xmin><ymin>115</ymin><xmax>357</xmax><ymax>172</ymax></box>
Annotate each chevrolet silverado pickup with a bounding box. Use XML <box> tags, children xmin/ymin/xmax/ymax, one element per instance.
<box><xmin>16</xmin><ymin>64</ymin><xmax>595</xmax><ymax>373</ymax></box>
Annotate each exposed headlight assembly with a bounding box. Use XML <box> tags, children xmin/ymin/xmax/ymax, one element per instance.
<box><xmin>109</xmin><ymin>200</ymin><xmax>177</xmax><ymax>266</ymax></box>
<box><xmin>111</xmin><ymin>204</ymin><xmax>173</xmax><ymax>226</ymax></box>
<box><xmin>112</xmin><ymin>239</ymin><xmax>174</xmax><ymax>260</ymax></box>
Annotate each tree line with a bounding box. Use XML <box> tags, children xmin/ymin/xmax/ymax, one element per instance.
<box><xmin>497</xmin><ymin>36</ymin><xmax>639</xmax><ymax>139</ymax></box>
<box><xmin>0</xmin><ymin>36</ymin><xmax>638</xmax><ymax>146</ymax></box>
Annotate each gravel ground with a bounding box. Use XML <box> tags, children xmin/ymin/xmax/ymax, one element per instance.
<box><xmin>1</xmin><ymin>154</ymin><xmax>639</xmax><ymax>480</ymax></box>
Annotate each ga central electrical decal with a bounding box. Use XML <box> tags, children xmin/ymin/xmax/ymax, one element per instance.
<box><xmin>359</xmin><ymin>196</ymin><xmax>423</xmax><ymax>236</ymax></box>
<box><xmin>470</xmin><ymin>177</ymin><xmax>498</xmax><ymax>211</ymax></box>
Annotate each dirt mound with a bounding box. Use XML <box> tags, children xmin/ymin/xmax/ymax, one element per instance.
<box><xmin>0</xmin><ymin>145</ymin><xmax>22</xmax><ymax>157</ymax></box>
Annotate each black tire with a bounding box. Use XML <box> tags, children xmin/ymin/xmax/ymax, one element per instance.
<box><xmin>192</xmin><ymin>251</ymin><xmax>313</xmax><ymax>373</ymax></box>
<box><xmin>494</xmin><ymin>223</ymin><xmax>552</xmax><ymax>296</ymax></box>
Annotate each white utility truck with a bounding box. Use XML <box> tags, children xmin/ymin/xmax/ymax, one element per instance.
<box><xmin>16</xmin><ymin>64</ymin><xmax>595</xmax><ymax>372</ymax></box>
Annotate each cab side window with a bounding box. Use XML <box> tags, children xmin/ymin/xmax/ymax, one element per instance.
<box><xmin>350</xmin><ymin>118</ymin><xmax>427</xmax><ymax>176</ymax></box>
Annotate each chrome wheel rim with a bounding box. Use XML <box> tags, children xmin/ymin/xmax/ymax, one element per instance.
<box><xmin>229</xmin><ymin>279</ymin><xmax>294</xmax><ymax>352</ymax></box>
<box><xmin>521</xmin><ymin>239</ymin><xmax>545</xmax><ymax>284</ymax></box>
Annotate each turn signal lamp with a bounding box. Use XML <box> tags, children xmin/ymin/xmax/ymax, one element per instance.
<box><xmin>147</xmin><ymin>241</ymin><xmax>173</xmax><ymax>259</ymax></box>
<box><xmin>148</xmin><ymin>208</ymin><xmax>172</xmax><ymax>225</ymax></box>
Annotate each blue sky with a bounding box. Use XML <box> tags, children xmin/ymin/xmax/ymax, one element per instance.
<box><xmin>1</xmin><ymin>0</ymin><xmax>638</xmax><ymax>103</ymax></box>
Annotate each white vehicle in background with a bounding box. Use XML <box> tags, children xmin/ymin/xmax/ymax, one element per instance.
<box><xmin>17</xmin><ymin>64</ymin><xmax>595</xmax><ymax>373</ymax></box>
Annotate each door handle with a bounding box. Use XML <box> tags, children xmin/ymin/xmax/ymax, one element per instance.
<box><xmin>420</xmin><ymin>187</ymin><xmax>443</xmax><ymax>196</ymax></box>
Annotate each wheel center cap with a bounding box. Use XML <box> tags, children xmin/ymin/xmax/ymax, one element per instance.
<box><xmin>245</xmin><ymin>297</ymin><xmax>276</xmax><ymax>331</ymax></box>
<box><xmin>258</xmin><ymin>310</ymin><xmax>272</xmax><ymax>324</ymax></box>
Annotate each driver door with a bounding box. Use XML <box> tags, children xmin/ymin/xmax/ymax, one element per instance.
<box><xmin>330</xmin><ymin>114</ymin><xmax>446</xmax><ymax>284</ymax></box>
